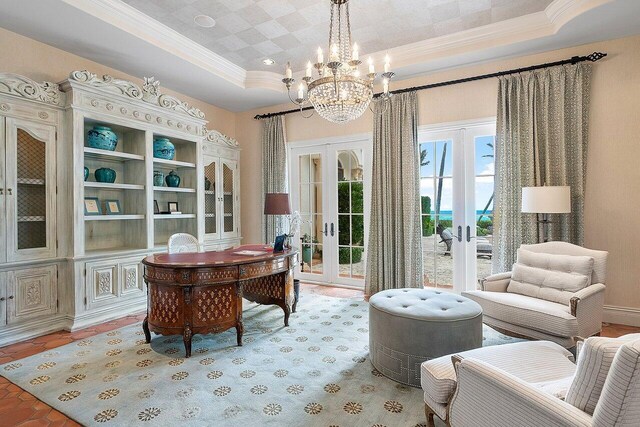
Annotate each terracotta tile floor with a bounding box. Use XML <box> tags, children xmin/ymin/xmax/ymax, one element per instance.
<box><xmin>0</xmin><ymin>283</ymin><xmax>636</xmax><ymax>426</ymax></box>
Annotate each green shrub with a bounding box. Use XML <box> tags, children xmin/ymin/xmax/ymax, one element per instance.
<box><xmin>339</xmin><ymin>247</ymin><xmax>363</xmax><ymax>264</ymax></box>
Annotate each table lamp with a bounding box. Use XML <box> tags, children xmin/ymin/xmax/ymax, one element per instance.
<box><xmin>521</xmin><ymin>186</ymin><xmax>571</xmax><ymax>242</ymax></box>
<box><xmin>264</xmin><ymin>193</ymin><xmax>291</xmax><ymax>244</ymax></box>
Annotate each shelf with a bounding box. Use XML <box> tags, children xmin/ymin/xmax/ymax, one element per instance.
<box><xmin>85</xmin><ymin>182</ymin><xmax>145</xmax><ymax>191</ymax></box>
<box><xmin>153</xmin><ymin>158</ymin><xmax>196</xmax><ymax>168</ymax></box>
<box><xmin>153</xmin><ymin>186</ymin><xmax>196</xmax><ymax>193</ymax></box>
<box><xmin>17</xmin><ymin>178</ymin><xmax>45</xmax><ymax>185</ymax></box>
<box><xmin>205</xmin><ymin>213</ymin><xmax>216</xmax><ymax>218</ymax></box>
<box><xmin>85</xmin><ymin>214</ymin><xmax>145</xmax><ymax>221</ymax></box>
<box><xmin>224</xmin><ymin>192</ymin><xmax>233</xmax><ymax>196</ymax></box>
<box><xmin>154</xmin><ymin>214</ymin><xmax>196</xmax><ymax>220</ymax></box>
<box><xmin>84</xmin><ymin>147</ymin><xmax>144</xmax><ymax>162</ymax></box>
<box><xmin>205</xmin><ymin>190</ymin><xmax>216</xmax><ymax>195</ymax></box>
<box><xmin>18</xmin><ymin>216</ymin><xmax>45</xmax><ymax>222</ymax></box>
<box><xmin>224</xmin><ymin>213</ymin><xmax>233</xmax><ymax>218</ymax></box>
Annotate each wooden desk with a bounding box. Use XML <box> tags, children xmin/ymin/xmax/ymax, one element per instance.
<box><xmin>141</xmin><ymin>245</ymin><xmax>298</xmax><ymax>357</ymax></box>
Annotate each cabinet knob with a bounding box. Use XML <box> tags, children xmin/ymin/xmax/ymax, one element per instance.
<box><xmin>0</xmin><ymin>297</ymin><xmax>5</xmax><ymax>301</ymax></box>
<box><xmin>0</xmin><ymin>188</ymin><xmax>3</xmax><ymax>195</ymax></box>
<box><xmin>8</xmin><ymin>295</ymin><xmax>14</xmax><ymax>300</ymax></box>
<box><xmin>7</xmin><ymin>188</ymin><xmax>12</xmax><ymax>195</ymax></box>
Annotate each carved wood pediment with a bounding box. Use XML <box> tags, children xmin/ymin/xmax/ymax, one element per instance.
<box><xmin>0</xmin><ymin>73</ymin><xmax>64</xmax><ymax>106</ymax></box>
<box><xmin>68</xmin><ymin>70</ymin><xmax>205</xmax><ymax>119</ymax></box>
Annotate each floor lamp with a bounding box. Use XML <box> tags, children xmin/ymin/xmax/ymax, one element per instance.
<box><xmin>264</xmin><ymin>193</ymin><xmax>291</xmax><ymax>244</ymax></box>
<box><xmin>521</xmin><ymin>186</ymin><xmax>571</xmax><ymax>242</ymax></box>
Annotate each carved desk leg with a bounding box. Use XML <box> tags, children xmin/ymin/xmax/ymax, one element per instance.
<box><xmin>183</xmin><ymin>287</ymin><xmax>193</xmax><ymax>358</ymax></box>
<box><xmin>283</xmin><ymin>268</ymin><xmax>295</xmax><ymax>327</ymax></box>
<box><xmin>236</xmin><ymin>283</ymin><xmax>244</xmax><ymax>346</ymax></box>
<box><xmin>143</xmin><ymin>316</ymin><xmax>151</xmax><ymax>344</ymax></box>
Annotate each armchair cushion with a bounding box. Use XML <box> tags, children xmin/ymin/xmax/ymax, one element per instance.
<box><xmin>463</xmin><ymin>290</ymin><xmax>578</xmax><ymax>337</ymax></box>
<box><xmin>566</xmin><ymin>334</ymin><xmax>640</xmax><ymax>415</ymax></box>
<box><xmin>507</xmin><ymin>249</ymin><xmax>594</xmax><ymax>305</ymax></box>
<box><xmin>421</xmin><ymin>341</ymin><xmax>575</xmax><ymax>404</ymax></box>
<box><xmin>592</xmin><ymin>338</ymin><xmax>640</xmax><ymax>426</ymax></box>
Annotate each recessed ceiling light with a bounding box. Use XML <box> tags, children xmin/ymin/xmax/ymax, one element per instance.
<box><xmin>262</xmin><ymin>58</ymin><xmax>276</xmax><ymax>66</ymax></box>
<box><xmin>194</xmin><ymin>15</ymin><xmax>216</xmax><ymax>28</ymax></box>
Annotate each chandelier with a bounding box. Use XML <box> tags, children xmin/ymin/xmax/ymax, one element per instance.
<box><xmin>282</xmin><ymin>0</ymin><xmax>394</xmax><ymax>123</ymax></box>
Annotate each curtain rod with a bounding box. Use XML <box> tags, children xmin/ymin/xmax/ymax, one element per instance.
<box><xmin>253</xmin><ymin>52</ymin><xmax>607</xmax><ymax>120</ymax></box>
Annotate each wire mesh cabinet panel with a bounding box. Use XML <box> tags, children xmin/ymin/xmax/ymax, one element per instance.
<box><xmin>202</xmin><ymin>151</ymin><xmax>240</xmax><ymax>245</ymax></box>
<box><xmin>203</xmin><ymin>157</ymin><xmax>219</xmax><ymax>240</ymax></box>
<box><xmin>4</xmin><ymin>117</ymin><xmax>56</xmax><ymax>262</ymax></box>
<box><xmin>221</xmin><ymin>159</ymin><xmax>238</xmax><ymax>239</ymax></box>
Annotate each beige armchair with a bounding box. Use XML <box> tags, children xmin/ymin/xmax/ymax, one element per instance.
<box><xmin>447</xmin><ymin>336</ymin><xmax>640</xmax><ymax>427</ymax></box>
<box><xmin>463</xmin><ymin>242</ymin><xmax>608</xmax><ymax>348</ymax></box>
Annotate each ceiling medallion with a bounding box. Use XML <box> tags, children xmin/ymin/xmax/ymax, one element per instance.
<box><xmin>282</xmin><ymin>0</ymin><xmax>394</xmax><ymax>124</ymax></box>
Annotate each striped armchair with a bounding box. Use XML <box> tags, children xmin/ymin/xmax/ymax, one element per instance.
<box><xmin>463</xmin><ymin>242</ymin><xmax>608</xmax><ymax>348</ymax></box>
<box><xmin>447</xmin><ymin>335</ymin><xmax>640</xmax><ymax>427</ymax></box>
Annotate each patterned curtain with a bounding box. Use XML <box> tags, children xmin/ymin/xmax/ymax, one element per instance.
<box><xmin>366</xmin><ymin>92</ymin><xmax>423</xmax><ymax>296</ymax></box>
<box><xmin>261</xmin><ymin>116</ymin><xmax>288</xmax><ymax>244</ymax></box>
<box><xmin>493</xmin><ymin>63</ymin><xmax>592</xmax><ymax>272</ymax></box>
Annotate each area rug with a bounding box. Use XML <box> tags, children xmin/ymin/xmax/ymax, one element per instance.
<box><xmin>1</xmin><ymin>293</ymin><xmax>522</xmax><ymax>426</ymax></box>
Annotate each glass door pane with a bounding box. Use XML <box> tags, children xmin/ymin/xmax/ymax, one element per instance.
<box><xmin>222</xmin><ymin>161</ymin><xmax>236</xmax><ymax>235</ymax></box>
<box><xmin>204</xmin><ymin>158</ymin><xmax>217</xmax><ymax>236</ymax></box>
<box><xmin>336</xmin><ymin>149</ymin><xmax>365</xmax><ymax>280</ymax></box>
<box><xmin>473</xmin><ymin>134</ymin><xmax>496</xmax><ymax>282</ymax></box>
<box><xmin>295</xmin><ymin>152</ymin><xmax>325</xmax><ymax>278</ymax></box>
<box><xmin>420</xmin><ymin>139</ymin><xmax>455</xmax><ymax>289</ymax></box>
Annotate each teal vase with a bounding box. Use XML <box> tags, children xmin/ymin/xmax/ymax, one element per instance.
<box><xmin>95</xmin><ymin>167</ymin><xmax>116</xmax><ymax>183</ymax></box>
<box><xmin>153</xmin><ymin>171</ymin><xmax>164</xmax><ymax>187</ymax></box>
<box><xmin>165</xmin><ymin>170</ymin><xmax>180</xmax><ymax>187</ymax></box>
<box><xmin>84</xmin><ymin>167</ymin><xmax>89</xmax><ymax>181</ymax></box>
<box><xmin>87</xmin><ymin>125</ymin><xmax>118</xmax><ymax>151</ymax></box>
<box><xmin>153</xmin><ymin>137</ymin><xmax>175</xmax><ymax>160</ymax></box>
<box><xmin>302</xmin><ymin>246</ymin><xmax>313</xmax><ymax>264</ymax></box>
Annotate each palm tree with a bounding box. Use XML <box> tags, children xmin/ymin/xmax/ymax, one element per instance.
<box><xmin>477</xmin><ymin>141</ymin><xmax>494</xmax><ymax>224</ymax></box>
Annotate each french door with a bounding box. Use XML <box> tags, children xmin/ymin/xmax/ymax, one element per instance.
<box><xmin>419</xmin><ymin>120</ymin><xmax>496</xmax><ymax>293</ymax></box>
<box><xmin>289</xmin><ymin>137</ymin><xmax>372</xmax><ymax>288</ymax></box>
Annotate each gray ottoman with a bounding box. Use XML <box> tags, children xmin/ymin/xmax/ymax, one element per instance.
<box><xmin>369</xmin><ymin>288</ymin><xmax>483</xmax><ymax>387</ymax></box>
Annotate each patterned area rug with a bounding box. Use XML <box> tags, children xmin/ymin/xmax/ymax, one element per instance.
<box><xmin>1</xmin><ymin>293</ymin><xmax>522</xmax><ymax>426</ymax></box>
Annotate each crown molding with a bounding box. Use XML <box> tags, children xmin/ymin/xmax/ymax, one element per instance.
<box><xmin>379</xmin><ymin>0</ymin><xmax>614</xmax><ymax>71</ymax></box>
<box><xmin>0</xmin><ymin>73</ymin><xmax>65</xmax><ymax>106</ymax></box>
<box><xmin>60</xmin><ymin>0</ymin><xmax>247</xmax><ymax>88</ymax></box>
<box><xmin>57</xmin><ymin>0</ymin><xmax>613</xmax><ymax>97</ymax></box>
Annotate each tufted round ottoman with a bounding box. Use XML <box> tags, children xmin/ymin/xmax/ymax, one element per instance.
<box><xmin>369</xmin><ymin>288</ymin><xmax>482</xmax><ymax>387</ymax></box>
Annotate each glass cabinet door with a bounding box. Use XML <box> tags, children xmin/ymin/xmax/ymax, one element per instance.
<box><xmin>221</xmin><ymin>160</ymin><xmax>237</xmax><ymax>238</ymax></box>
<box><xmin>203</xmin><ymin>157</ymin><xmax>219</xmax><ymax>240</ymax></box>
<box><xmin>5</xmin><ymin>118</ymin><xmax>56</xmax><ymax>262</ymax></box>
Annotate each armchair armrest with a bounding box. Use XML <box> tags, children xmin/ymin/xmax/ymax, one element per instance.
<box><xmin>449</xmin><ymin>358</ymin><xmax>593</xmax><ymax>427</ymax></box>
<box><xmin>570</xmin><ymin>283</ymin><xmax>606</xmax><ymax>338</ymax></box>
<box><xmin>478</xmin><ymin>272</ymin><xmax>512</xmax><ymax>292</ymax></box>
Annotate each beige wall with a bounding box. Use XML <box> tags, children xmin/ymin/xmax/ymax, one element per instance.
<box><xmin>2</xmin><ymin>24</ymin><xmax>639</xmax><ymax>320</ymax></box>
<box><xmin>0</xmin><ymin>27</ymin><xmax>237</xmax><ymax>137</ymax></box>
<box><xmin>237</xmin><ymin>34</ymin><xmax>640</xmax><ymax>317</ymax></box>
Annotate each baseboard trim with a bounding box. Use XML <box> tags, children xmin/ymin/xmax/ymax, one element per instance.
<box><xmin>603</xmin><ymin>305</ymin><xmax>640</xmax><ymax>327</ymax></box>
<box><xmin>0</xmin><ymin>316</ymin><xmax>68</xmax><ymax>348</ymax></box>
<box><xmin>65</xmin><ymin>301</ymin><xmax>146</xmax><ymax>331</ymax></box>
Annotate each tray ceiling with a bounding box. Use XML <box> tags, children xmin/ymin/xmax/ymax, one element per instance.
<box><xmin>123</xmin><ymin>0</ymin><xmax>554</xmax><ymax>71</ymax></box>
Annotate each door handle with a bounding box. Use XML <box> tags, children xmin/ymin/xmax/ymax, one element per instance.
<box><xmin>330</xmin><ymin>222</ymin><xmax>335</xmax><ymax>237</ymax></box>
<box><xmin>323</xmin><ymin>223</ymin><xmax>328</xmax><ymax>236</ymax></box>
<box><xmin>456</xmin><ymin>226</ymin><xmax>463</xmax><ymax>242</ymax></box>
<box><xmin>466</xmin><ymin>225</ymin><xmax>476</xmax><ymax>243</ymax></box>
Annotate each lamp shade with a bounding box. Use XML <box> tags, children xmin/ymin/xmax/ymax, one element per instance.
<box><xmin>521</xmin><ymin>186</ymin><xmax>571</xmax><ymax>214</ymax></box>
<box><xmin>264</xmin><ymin>193</ymin><xmax>291</xmax><ymax>215</ymax></box>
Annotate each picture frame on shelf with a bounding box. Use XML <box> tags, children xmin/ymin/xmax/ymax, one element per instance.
<box><xmin>154</xmin><ymin>200</ymin><xmax>160</xmax><ymax>214</ymax></box>
<box><xmin>168</xmin><ymin>202</ymin><xmax>179</xmax><ymax>213</ymax></box>
<box><xmin>84</xmin><ymin>197</ymin><xmax>101</xmax><ymax>215</ymax></box>
<box><xmin>273</xmin><ymin>234</ymin><xmax>286</xmax><ymax>253</ymax></box>
<box><xmin>104</xmin><ymin>199</ymin><xmax>122</xmax><ymax>215</ymax></box>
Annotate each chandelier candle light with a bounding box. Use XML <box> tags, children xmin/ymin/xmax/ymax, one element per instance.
<box><xmin>282</xmin><ymin>0</ymin><xmax>394</xmax><ymax>123</ymax></box>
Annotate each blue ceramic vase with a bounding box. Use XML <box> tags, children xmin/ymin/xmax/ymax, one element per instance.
<box><xmin>84</xmin><ymin>167</ymin><xmax>89</xmax><ymax>181</ymax></box>
<box><xmin>153</xmin><ymin>171</ymin><xmax>164</xmax><ymax>187</ymax></box>
<box><xmin>153</xmin><ymin>137</ymin><xmax>175</xmax><ymax>160</ymax></box>
<box><xmin>165</xmin><ymin>170</ymin><xmax>180</xmax><ymax>187</ymax></box>
<box><xmin>87</xmin><ymin>125</ymin><xmax>118</xmax><ymax>151</ymax></box>
<box><xmin>95</xmin><ymin>167</ymin><xmax>116</xmax><ymax>183</ymax></box>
